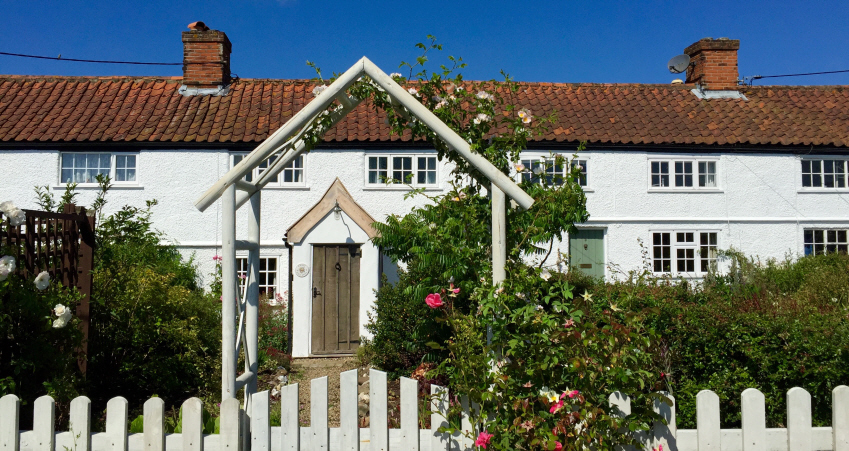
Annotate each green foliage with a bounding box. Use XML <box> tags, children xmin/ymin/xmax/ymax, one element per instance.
<box><xmin>365</xmin><ymin>272</ymin><xmax>451</xmax><ymax>378</ymax></box>
<box><xmin>584</xmin><ymin>251</ymin><xmax>849</xmax><ymax>428</ymax></box>
<box><xmin>257</xmin><ymin>292</ymin><xmax>290</xmax><ymax>370</ymax></box>
<box><xmin>87</xmin><ymin>198</ymin><xmax>220</xmax><ymax>409</ymax></box>
<box><xmin>433</xmin><ymin>264</ymin><xmax>662</xmax><ymax>451</ymax></box>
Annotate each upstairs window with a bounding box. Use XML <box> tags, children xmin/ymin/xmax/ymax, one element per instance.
<box><xmin>366</xmin><ymin>154</ymin><xmax>439</xmax><ymax>187</ymax></box>
<box><xmin>650</xmin><ymin>159</ymin><xmax>718</xmax><ymax>190</ymax></box>
<box><xmin>60</xmin><ymin>153</ymin><xmax>137</xmax><ymax>185</ymax></box>
<box><xmin>519</xmin><ymin>157</ymin><xmax>587</xmax><ymax>187</ymax></box>
<box><xmin>232</xmin><ymin>153</ymin><xmax>305</xmax><ymax>186</ymax></box>
<box><xmin>652</xmin><ymin>231</ymin><xmax>718</xmax><ymax>276</ymax></box>
<box><xmin>802</xmin><ymin>159</ymin><xmax>847</xmax><ymax>188</ymax></box>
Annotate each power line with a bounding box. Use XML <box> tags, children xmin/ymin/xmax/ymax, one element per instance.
<box><xmin>744</xmin><ymin>69</ymin><xmax>849</xmax><ymax>85</ymax></box>
<box><xmin>0</xmin><ymin>51</ymin><xmax>182</xmax><ymax>66</ymax></box>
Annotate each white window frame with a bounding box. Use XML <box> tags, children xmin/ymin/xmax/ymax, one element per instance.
<box><xmin>516</xmin><ymin>153</ymin><xmax>591</xmax><ymax>190</ymax></box>
<box><xmin>364</xmin><ymin>152</ymin><xmax>440</xmax><ymax>188</ymax></box>
<box><xmin>236</xmin><ymin>256</ymin><xmax>279</xmax><ymax>298</ymax></box>
<box><xmin>231</xmin><ymin>152</ymin><xmax>307</xmax><ymax>188</ymax></box>
<box><xmin>799</xmin><ymin>158</ymin><xmax>849</xmax><ymax>191</ymax></box>
<box><xmin>647</xmin><ymin>157</ymin><xmax>721</xmax><ymax>192</ymax></box>
<box><xmin>650</xmin><ymin>230</ymin><xmax>720</xmax><ymax>277</ymax></box>
<box><xmin>803</xmin><ymin>228</ymin><xmax>849</xmax><ymax>256</ymax></box>
<box><xmin>58</xmin><ymin>152</ymin><xmax>140</xmax><ymax>187</ymax></box>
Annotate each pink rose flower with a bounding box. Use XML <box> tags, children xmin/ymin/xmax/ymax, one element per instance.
<box><xmin>549</xmin><ymin>400</ymin><xmax>564</xmax><ymax>414</ymax></box>
<box><xmin>561</xmin><ymin>390</ymin><xmax>580</xmax><ymax>399</ymax></box>
<box><xmin>475</xmin><ymin>431</ymin><xmax>493</xmax><ymax>449</ymax></box>
<box><xmin>212</xmin><ymin>255</ymin><xmax>222</xmax><ymax>261</ymax></box>
<box><xmin>425</xmin><ymin>293</ymin><xmax>443</xmax><ymax>308</ymax></box>
<box><xmin>554</xmin><ymin>441</ymin><xmax>563</xmax><ymax>451</ymax></box>
<box><xmin>564</xmin><ymin>319</ymin><xmax>575</xmax><ymax>328</ymax></box>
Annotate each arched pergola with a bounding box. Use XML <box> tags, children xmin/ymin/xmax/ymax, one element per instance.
<box><xmin>194</xmin><ymin>56</ymin><xmax>535</xmax><ymax>405</ymax></box>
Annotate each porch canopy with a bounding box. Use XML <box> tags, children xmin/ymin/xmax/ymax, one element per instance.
<box><xmin>194</xmin><ymin>56</ymin><xmax>534</xmax><ymax>403</ymax></box>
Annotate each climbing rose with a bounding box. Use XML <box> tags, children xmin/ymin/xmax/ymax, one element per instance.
<box><xmin>475</xmin><ymin>431</ymin><xmax>493</xmax><ymax>449</ymax></box>
<box><xmin>52</xmin><ymin>303</ymin><xmax>72</xmax><ymax>329</ymax></box>
<box><xmin>34</xmin><ymin>271</ymin><xmax>50</xmax><ymax>290</ymax></box>
<box><xmin>0</xmin><ymin>255</ymin><xmax>15</xmax><ymax>281</ymax></box>
<box><xmin>549</xmin><ymin>400</ymin><xmax>564</xmax><ymax>414</ymax></box>
<box><xmin>515</xmin><ymin>163</ymin><xmax>526</xmax><ymax>172</ymax></box>
<box><xmin>312</xmin><ymin>85</ymin><xmax>328</xmax><ymax>97</ymax></box>
<box><xmin>425</xmin><ymin>293</ymin><xmax>443</xmax><ymax>308</ymax></box>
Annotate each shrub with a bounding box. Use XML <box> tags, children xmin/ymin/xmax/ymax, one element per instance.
<box><xmin>258</xmin><ymin>293</ymin><xmax>290</xmax><ymax>370</ymax></box>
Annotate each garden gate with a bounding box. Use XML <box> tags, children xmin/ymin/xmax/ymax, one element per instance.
<box><xmin>0</xmin><ymin>203</ymin><xmax>96</xmax><ymax>371</ymax></box>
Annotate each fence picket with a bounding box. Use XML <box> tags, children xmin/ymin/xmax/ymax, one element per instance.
<box><xmin>143</xmin><ymin>398</ymin><xmax>164</xmax><ymax>451</ymax></box>
<box><xmin>459</xmin><ymin>396</ymin><xmax>473</xmax><ymax>451</ymax></box>
<box><xmin>609</xmin><ymin>391</ymin><xmax>631</xmax><ymax>417</ymax></box>
<box><xmin>280</xmin><ymin>384</ymin><xmax>299</xmax><ymax>451</ymax></box>
<box><xmin>430</xmin><ymin>385</ymin><xmax>449</xmax><ymax>451</ymax></box>
<box><xmin>697</xmin><ymin>390</ymin><xmax>720</xmax><ymax>451</ymax></box>
<box><xmin>653</xmin><ymin>391</ymin><xmax>676</xmax><ymax>451</ymax></box>
<box><xmin>0</xmin><ymin>394</ymin><xmax>20</xmax><ymax>451</ymax></box>
<box><xmin>742</xmin><ymin>388</ymin><xmax>766</xmax><ymax>451</ymax></box>
<box><xmin>33</xmin><ymin>395</ymin><xmax>54</xmax><ymax>451</ymax></box>
<box><xmin>311</xmin><ymin>377</ymin><xmax>328</xmax><ymax>451</ymax></box>
<box><xmin>252</xmin><ymin>391</ymin><xmax>270</xmax><ymax>451</ymax></box>
<box><xmin>220</xmin><ymin>398</ymin><xmax>241</xmax><ymax>451</ymax></box>
<box><xmin>788</xmin><ymin>388</ymin><xmax>812</xmax><ymax>451</ymax></box>
<box><xmin>339</xmin><ymin>370</ymin><xmax>358</xmax><ymax>451</ymax></box>
<box><xmin>370</xmin><ymin>369</ymin><xmax>388</xmax><ymax>451</ymax></box>
<box><xmin>834</xmin><ymin>386</ymin><xmax>849</xmax><ymax>451</ymax></box>
<box><xmin>181</xmin><ymin>398</ymin><xmax>203</xmax><ymax>451</ymax></box>
<box><xmin>399</xmin><ymin>377</ymin><xmax>418</xmax><ymax>451</ymax></box>
<box><xmin>70</xmin><ymin>396</ymin><xmax>92</xmax><ymax>451</ymax></box>
<box><xmin>106</xmin><ymin>397</ymin><xmax>128</xmax><ymax>451</ymax></box>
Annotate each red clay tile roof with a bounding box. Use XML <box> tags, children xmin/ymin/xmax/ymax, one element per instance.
<box><xmin>1</xmin><ymin>75</ymin><xmax>848</xmax><ymax>148</ymax></box>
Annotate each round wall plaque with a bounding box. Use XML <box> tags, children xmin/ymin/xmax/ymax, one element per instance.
<box><xmin>295</xmin><ymin>263</ymin><xmax>310</xmax><ymax>278</ymax></box>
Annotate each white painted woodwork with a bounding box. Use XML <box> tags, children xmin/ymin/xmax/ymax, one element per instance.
<box><xmin>697</xmin><ymin>390</ymin><xmax>721</xmax><ymax>451</ymax></box>
<box><xmin>33</xmin><ymin>396</ymin><xmax>54</xmax><ymax>451</ymax></box>
<box><xmin>491</xmin><ymin>185</ymin><xmax>506</xmax><ymax>285</ymax></box>
<box><xmin>220</xmin><ymin>398</ymin><xmax>241</xmax><ymax>451</ymax></box>
<box><xmin>430</xmin><ymin>385</ymin><xmax>449</xmax><ymax>451</ymax></box>
<box><xmin>280</xmin><ymin>384</ymin><xmax>299</xmax><ymax>451</ymax></box>
<box><xmin>181</xmin><ymin>398</ymin><xmax>203</xmax><ymax>451</ymax></box>
<box><xmin>400</xmin><ymin>377</ymin><xmax>419</xmax><ymax>451</ymax></box>
<box><xmin>742</xmin><ymin>388</ymin><xmax>766</xmax><ymax>451</ymax></box>
<box><xmin>143</xmin><ymin>398</ymin><xmax>164</xmax><ymax>451</ymax></box>
<box><xmin>0</xmin><ymin>395</ymin><xmax>20</xmax><ymax>451</ymax></box>
<box><xmin>69</xmin><ymin>396</ymin><xmax>92</xmax><ymax>451</ymax></box>
<box><xmin>246</xmin><ymin>192</ymin><xmax>261</xmax><ymax>404</ymax></box>
<box><xmin>787</xmin><ymin>388</ymin><xmax>812</xmax><ymax>451</ymax></box>
<box><xmin>609</xmin><ymin>391</ymin><xmax>632</xmax><ymax>417</ymax></box>
<box><xmin>106</xmin><ymin>397</ymin><xmax>128</xmax><ymax>451</ymax></box>
<box><xmin>311</xmin><ymin>377</ymin><xmax>328</xmax><ymax>451</ymax></box>
<box><xmin>221</xmin><ymin>183</ymin><xmax>237</xmax><ymax>400</ymax></box>
<box><xmin>833</xmin><ymin>386</ymin><xmax>849</xmax><ymax>451</ymax></box>
<box><xmin>370</xmin><ymin>369</ymin><xmax>388</xmax><ymax>451</ymax></box>
<box><xmin>654</xmin><ymin>392</ymin><xmax>676</xmax><ymax>451</ymax></box>
<box><xmin>252</xmin><ymin>391</ymin><xmax>270</xmax><ymax>451</ymax></box>
<box><xmin>339</xmin><ymin>370</ymin><xmax>358</xmax><ymax>451</ymax></box>
<box><xmin>459</xmin><ymin>397</ymin><xmax>473</xmax><ymax>451</ymax></box>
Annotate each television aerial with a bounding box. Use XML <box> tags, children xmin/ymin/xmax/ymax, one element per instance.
<box><xmin>668</xmin><ymin>54</ymin><xmax>691</xmax><ymax>74</ymax></box>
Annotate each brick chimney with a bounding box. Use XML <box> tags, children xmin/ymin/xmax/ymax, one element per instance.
<box><xmin>684</xmin><ymin>37</ymin><xmax>740</xmax><ymax>90</ymax></box>
<box><xmin>182</xmin><ymin>21</ymin><xmax>231</xmax><ymax>89</ymax></box>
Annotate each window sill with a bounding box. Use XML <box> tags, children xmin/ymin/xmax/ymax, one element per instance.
<box><xmin>797</xmin><ymin>189</ymin><xmax>849</xmax><ymax>194</ymax></box>
<box><xmin>53</xmin><ymin>184</ymin><xmax>143</xmax><ymax>190</ymax></box>
<box><xmin>362</xmin><ymin>186</ymin><xmax>443</xmax><ymax>192</ymax></box>
<box><xmin>261</xmin><ymin>185</ymin><xmax>311</xmax><ymax>191</ymax></box>
<box><xmin>647</xmin><ymin>188</ymin><xmax>723</xmax><ymax>193</ymax></box>
<box><xmin>581</xmin><ymin>188</ymin><xmax>595</xmax><ymax>193</ymax></box>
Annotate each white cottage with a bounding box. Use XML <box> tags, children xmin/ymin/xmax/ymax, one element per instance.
<box><xmin>1</xmin><ymin>25</ymin><xmax>848</xmax><ymax>358</ymax></box>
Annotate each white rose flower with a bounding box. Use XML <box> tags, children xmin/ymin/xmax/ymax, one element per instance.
<box><xmin>407</xmin><ymin>87</ymin><xmax>419</xmax><ymax>97</ymax></box>
<box><xmin>34</xmin><ymin>271</ymin><xmax>50</xmax><ymax>290</ymax></box>
<box><xmin>0</xmin><ymin>201</ymin><xmax>16</xmax><ymax>215</ymax></box>
<box><xmin>312</xmin><ymin>85</ymin><xmax>328</xmax><ymax>97</ymax></box>
<box><xmin>540</xmin><ymin>269</ymin><xmax>552</xmax><ymax>281</ymax></box>
<box><xmin>0</xmin><ymin>255</ymin><xmax>15</xmax><ymax>281</ymax></box>
<box><xmin>8</xmin><ymin>209</ymin><xmax>26</xmax><ymax>226</ymax></box>
<box><xmin>390</xmin><ymin>72</ymin><xmax>402</xmax><ymax>78</ymax></box>
<box><xmin>54</xmin><ymin>304</ymin><xmax>68</xmax><ymax>317</ymax></box>
<box><xmin>476</xmin><ymin>91</ymin><xmax>494</xmax><ymax>101</ymax></box>
<box><xmin>52</xmin><ymin>316</ymin><xmax>69</xmax><ymax>329</ymax></box>
<box><xmin>515</xmin><ymin>163</ymin><xmax>526</xmax><ymax>172</ymax></box>
<box><xmin>533</xmin><ymin>165</ymin><xmax>545</xmax><ymax>175</ymax></box>
<box><xmin>435</xmin><ymin>100</ymin><xmax>447</xmax><ymax>109</ymax></box>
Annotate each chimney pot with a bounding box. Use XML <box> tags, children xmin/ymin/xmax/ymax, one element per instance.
<box><xmin>187</xmin><ymin>21</ymin><xmax>209</xmax><ymax>31</ymax></box>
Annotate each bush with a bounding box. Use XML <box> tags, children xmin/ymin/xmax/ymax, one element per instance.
<box><xmin>587</xmin><ymin>252</ymin><xmax>849</xmax><ymax>428</ymax></box>
<box><xmin>365</xmin><ymin>271</ymin><xmax>451</xmax><ymax>378</ymax></box>
<box><xmin>257</xmin><ymin>292</ymin><xmax>290</xmax><ymax>370</ymax></box>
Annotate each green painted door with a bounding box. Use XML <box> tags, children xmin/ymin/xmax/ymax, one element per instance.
<box><xmin>569</xmin><ymin>229</ymin><xmax>605</xmax><ymax>279</ymax></box>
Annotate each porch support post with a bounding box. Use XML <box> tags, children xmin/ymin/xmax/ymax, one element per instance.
<box><xmin>491</xmin><ymin>185</ymin><xmax>506</xmax><ymax>285</ymax></box>
<box><xmin>222</xmin><ymin>184</ymin><xmax>237</xmax><ymax>400</ymax></box>
<box><xmin>245</xmin><ymin>192</ymin><xmax>261</xmax><ymax>404</ymax></box>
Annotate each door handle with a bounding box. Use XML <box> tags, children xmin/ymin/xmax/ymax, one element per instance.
<box><xmin>313</xmin><ymin>286</ymin><xmax>321</xmax><ymax>298</ymax></box>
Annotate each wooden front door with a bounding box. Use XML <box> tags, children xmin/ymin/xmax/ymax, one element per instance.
<box><xmin>569</xmin><ymin>229</ymin><xmax>605</xmax><ymax>279</ymax></box>
<box><xmin>311</xmin><ymin>245</ymin><xmax>361</xmax><ymax>354</ymax></box>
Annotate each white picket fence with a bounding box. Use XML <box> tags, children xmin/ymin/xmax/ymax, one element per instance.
<box><xmin>2</xmin><ymin>369</ymin><xmax>849</xmax><ymax>451</ymax></box>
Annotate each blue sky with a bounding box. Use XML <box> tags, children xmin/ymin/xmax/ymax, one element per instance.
<box><xmin>1</xmin><ymin>0</ymin><xmax>847</xmax><ymax>86</ymax></box>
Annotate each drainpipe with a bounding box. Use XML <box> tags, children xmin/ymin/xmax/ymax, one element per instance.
<box><xmin>283</xmin><ymin>235</ymin><xmax>294</xmax><ymax>357</ymax></box>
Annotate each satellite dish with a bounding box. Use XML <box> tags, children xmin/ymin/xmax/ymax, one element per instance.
<box><xmin>668</xmin><ymin>54</ymin><xmax>691</xmax><ymax>74</ymax></box>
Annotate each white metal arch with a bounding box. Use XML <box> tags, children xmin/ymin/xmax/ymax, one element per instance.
<box><xmin>194</xmin><ymin>56</ymin><xmax>535</xmax><ymax>404</ymax></box>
